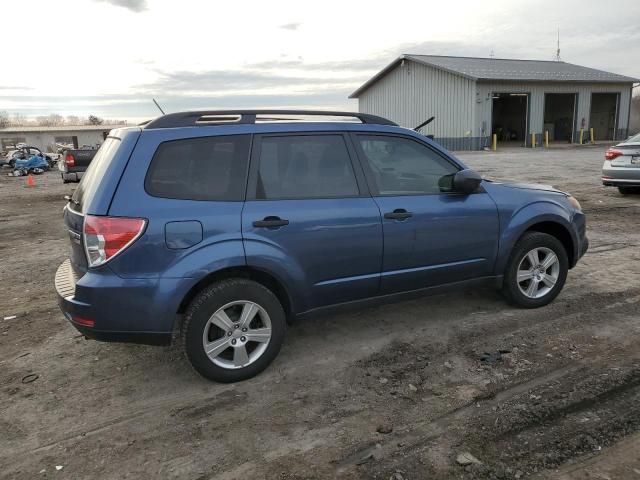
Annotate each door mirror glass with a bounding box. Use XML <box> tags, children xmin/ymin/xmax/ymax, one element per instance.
<box><xmin>452</xmin><ymin>169</ymin><xmax>483</xmax><ymax>194</ymax></box>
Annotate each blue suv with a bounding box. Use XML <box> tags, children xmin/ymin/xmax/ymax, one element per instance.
<box><xmin>55</xmin><ymin>110</ymin><xmax>588</xmax><ymax>382</ymax></box>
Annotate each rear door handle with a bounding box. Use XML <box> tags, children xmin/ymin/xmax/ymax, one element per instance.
<box><xmin>253</xmin><ymin>216</ymin><xmax>289</xmax><ymax>228</ymax></box>
<box><xmin>384</xmin><ymin>209</ymin><xmax>413</xmax><ymax>220</ymax></box>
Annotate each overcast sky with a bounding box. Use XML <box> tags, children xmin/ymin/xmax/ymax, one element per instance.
<box><xmin>2</xmin><ymin>0</ymin><xmax>639</xmax><ymax>122</ymax></box>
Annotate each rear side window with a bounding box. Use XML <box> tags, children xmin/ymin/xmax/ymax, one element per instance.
<box><xmin>256</xmin><ymin>135</ymin><xmax>359</xmax><ymax>199</ymax></box>
<box><xmin>71</xmin><ymin>137</ymin><xmax>121</xmax><ymax>212</ymax></box>
<box><xmin>146</xmin><ymin>134</ymin><xmax>250</xmax><ymax>201</ymax></box>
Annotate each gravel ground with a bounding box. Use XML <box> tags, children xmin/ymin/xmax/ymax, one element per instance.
<box><xmin>0</xmin><ymin>145</ymin><xmax>639</xmax><ymax>480</ymax></box>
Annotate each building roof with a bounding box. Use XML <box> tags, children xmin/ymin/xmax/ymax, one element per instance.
<box><xmin>0</xmin><ymin>125</ymin><xmax>126</xmax><ymax>134</ymax></box>
<box><xmin>350</xmin><ymin>54</ymin><xmax>639</xmax><ymax>98</ymax></box>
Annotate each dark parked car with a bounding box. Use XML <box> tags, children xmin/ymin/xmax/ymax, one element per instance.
<box><xmin>58</xmin><ymin>148</ymin><xmax>98</xmax><ymax>182</ymax></box>
<box><xmin>602</xmin><ymin>132</ymin><xmax>640</xmax><ymax>194</ymax></box>
<box><xmin>55</xmin><ymin>110</ymin><xmax>588</xmax><ymax>382</ymax></box>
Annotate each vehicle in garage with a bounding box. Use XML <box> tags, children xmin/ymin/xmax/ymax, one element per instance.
<box><xmin>54</xmin><ymin>110</ymin><xmax>588</xmax><ymax>382</ymax></box>
<box><xmin>602</xmin><ymin>132</ymin><xmax>640</xmax><ymax>194</ymax></box>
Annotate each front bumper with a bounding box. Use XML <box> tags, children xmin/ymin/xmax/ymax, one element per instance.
<box><xmin>570</xmin><ymin>210</ymin><xmax>588</xmax><ymax>267</ymax></box>
<box><xmin>54</xmin><ymin>259</ymin><xmax>173</xmax><ymax>346</ymax></box>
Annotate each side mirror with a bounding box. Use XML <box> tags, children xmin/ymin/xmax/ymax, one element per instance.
<box><xmin>453</xmin><ymin>169</ymin><xmax>483</xmax><ymax>194</ymax></box>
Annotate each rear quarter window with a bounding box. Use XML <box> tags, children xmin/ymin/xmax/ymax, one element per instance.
<box><xmin>71</xmin><ymin>137</ymin><xmax>121</xmax><ymax>212</ymax></box>
<box><xmin>145</xmin><ymin>134</ymin><xmax>251</xmax><ymax>201</ymax></box>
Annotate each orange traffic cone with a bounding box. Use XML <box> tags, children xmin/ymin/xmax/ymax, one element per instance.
<box><xmin>25</xmin><ymin>174</ymin><xmax>35</xmax><ymax>187</ymax></box>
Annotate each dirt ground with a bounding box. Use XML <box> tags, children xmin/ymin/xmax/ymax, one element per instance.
<box><xmin>1</xmin><ymin>145</ymin><xmax>639</xmax><ymax>480</ymax></box>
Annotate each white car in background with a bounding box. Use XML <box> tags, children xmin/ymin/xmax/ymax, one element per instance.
<box><xmin>602</xmin><ymin>132</ymin><xmax>640</xmax><ymax>195</ymax></box>
<box><xmin>1</xmin><ymin>146</ymin><xmax>55</xmax><ymax>168</ymax></box>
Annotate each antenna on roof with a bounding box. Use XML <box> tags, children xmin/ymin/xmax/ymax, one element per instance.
<box><xmin>152</xmin><ymin>98</ymin><xmax>166</xmax><ymax>115</ymax></box>
<box><xmin>489</xmin><ymin>50</ymin><xmax>495</xmax><ymax>59</ymax></box>
<box><xmin>555</xmin><ymin>28</ymin><xmax>562</xmax><ymax>62</ymax></box>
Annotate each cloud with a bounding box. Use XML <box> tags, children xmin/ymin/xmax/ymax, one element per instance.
<box><xmin>138</xmin><ymin>69</ymin><xmax>366</xmax><ymax>96</ymax></box>
<box><xmin>279</xmin><ymin>22</ymin><xmax>301</xmax><ymax>30</ymax></box>
<box><xmin>0</xmin><ymin>91</ymin><xmax>356</xmax><ymax>120</ymax></box>
<box><xmin>245</xmin><ymin>57</ymin><xmax>389</xmax><ymax>72</ymax></box>
<box><xmin>0</xmin><ymin>86</ymin><xmax>34</xmax><ymax>90</ymax></box>
<box><xmin>94</xmin><ymin>0</ymin><xmax>147</xmax><ymax>12</ymax></box>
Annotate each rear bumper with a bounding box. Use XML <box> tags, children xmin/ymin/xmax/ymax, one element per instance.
<box><xmin>61</xmin><ymin>171</ymin><xmax>84</xmax><ymax>182</ymax></box>
<box><xmin>602</xmin><ymin>165</ymin><xmax>640</xmax><ymax>186</ymax></box>
<box><xmin>54</xmin><ymin>259</ymin><xmax>176</xmax><ymax>346</ymax></box>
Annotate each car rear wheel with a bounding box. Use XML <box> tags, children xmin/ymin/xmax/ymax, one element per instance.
<box><xmin>502</xmin><ymin>232</ymin><xmax>568</xmax><ymax>308</ymax></box>
<box><xmin>618</xmin><ymin>186</ymin><xmax>640</xmax><ymax>195</ymax></box>
<box><xmin>183</xmin><ymin>278</ymin><xmax>286</xmax><ymax>382</ymax></box>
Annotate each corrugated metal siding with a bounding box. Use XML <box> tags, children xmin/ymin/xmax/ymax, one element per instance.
<box><xmin>476</xmin><ymin>81</ymin><xmax>634</xmax><ymax>141</ymax></box>
<box><xmin>358</xmin><ymin>63</ymin><xmax>634</xmax><ymax>149</ymax></box>
<box><xmin>358</xmin><ymin>60</ymin><xmax>475</xmax><ymax>139</ymax></box>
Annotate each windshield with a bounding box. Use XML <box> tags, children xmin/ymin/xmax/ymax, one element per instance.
<box><xmin>70</xmin><ymin>137</ymin><xmax>121</xmax><ymax>213</ymax></box>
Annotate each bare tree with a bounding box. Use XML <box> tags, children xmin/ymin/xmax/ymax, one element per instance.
<box><xmin>48</xmin><ymin>114</ymin><xmax>64</xmax><ymax>126</ymax></box>
<box><xmin>11</xmin><ymin>113</ymin><xmax>27</xmax><ymax>126</ymax></box>
<box><xmin>87</xmin><ymin>115</ymin><xmax>104</xmax><ymax>125</ymax></box>
<box><xmin>66</xmin><ymin>115</ymin><xmax>81</xmax><ymax>126</ymax></box>
<box><xmin>0</xmin><ymin>111</ymin><xmax>9</xmax><ymax>129</ymax></box>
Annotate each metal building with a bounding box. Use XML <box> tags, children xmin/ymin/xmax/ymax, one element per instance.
<box><xmin>350</xmin><ymin>55</ymin><xmax>639</xmax><ymax>150</ymax></box>
<box><xmin>0</xmin><ymin>125</ymin><xmax>123</xmax><ymax>153</ymax></box>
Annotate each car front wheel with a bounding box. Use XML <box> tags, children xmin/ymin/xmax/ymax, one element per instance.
<box><xmin>183</xmin><ymin>278</ymin><xmax>286</xmax><ymax>382</ymax></box>
<box><xmin>502</xmin><ymin>232</ymin><xmax>569</xmax><ymax>308</ymax></box>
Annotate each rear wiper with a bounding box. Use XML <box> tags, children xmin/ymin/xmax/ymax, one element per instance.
<box><xmin>64</xmin><ymin>195</ymin><xmax>79</xmax><ymax>206</ymax></box>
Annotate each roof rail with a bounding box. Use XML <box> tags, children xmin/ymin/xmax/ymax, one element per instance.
<box><xmin>143</xmin><ymin>110</ymin><xmax>397</xmax><ymax>129</ymax></box>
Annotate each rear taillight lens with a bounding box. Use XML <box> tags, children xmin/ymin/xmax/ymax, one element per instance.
<box><xmin>65</xmin><ymin>153</ymin><xmax>75</xmax><ymax>167</ymax></box>
<box><xmin>83</xmin><ymin>215</ymin><xmax>147</xmax><ymax>267</ymax></box>
<box><xmin>605</xmin><ymin>148</ymin><xmax>623</xmax><ymax>161</ymax></box>
<box><xmin>72</xmin><ymin>316</ymin><xmax>95</xmax><ymax>327</ymax></box>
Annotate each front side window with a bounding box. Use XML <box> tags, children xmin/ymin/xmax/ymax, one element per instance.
<box><xmin>256</xmin><ymin>135</ymin><xmax>359</xmax><ymax>199</ymax></box>
<box><xmin>146</xmin><ymin>134</ymin><xmax>250</xmax><ymax>201</ymax></box>
<box><xmin>356</xmin><ymin>135</ymin><xmax>459</xmax><ymax>195</ymax></box>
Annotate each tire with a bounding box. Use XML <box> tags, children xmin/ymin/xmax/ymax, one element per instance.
<box><xmin>618</xmin><ymin>186</ymin><xmax>640</xmax><ymax>195</ymax></box>
<box><xmin>502</xmin><ymin>232</ymin><xmax>569</xmax><ymax>308</ymax></box>
<box><xmin>182</xmin><ymin>278</ymin><xmax>286</xmax><ymax>382</ymax></box>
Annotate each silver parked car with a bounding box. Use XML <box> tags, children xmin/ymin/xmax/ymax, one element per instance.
<box><xmin>602</xmin><ymin>133</ymin><xmax>640</xmax><ymax>194</ymax></box>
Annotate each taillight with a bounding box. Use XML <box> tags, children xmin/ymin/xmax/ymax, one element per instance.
<box><xmin>83</xmin><ymin>215</ymin><xmax>147</xmax><ymax>267</ymax></box>
<box><xmin>605</xmin><ymin>148</ymin><xmax>623</xmax><ymax>161</ymax></box>
<box><xmin>72</xmin><ymin>316</ymin><xmax>95</xmax><ymax>327</ymax></box>
<box><xmin>65</xmin><ymin>153</ymin><xmax>76</xmax><ymax>167</ymax></box>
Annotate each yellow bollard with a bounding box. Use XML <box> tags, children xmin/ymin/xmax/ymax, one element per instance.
<box><xmin>590</xmin><ymin>127</ymin><xmax>594</xmax><ymax>144</ymax></box>
<box><xmin>531</xmin><ymin>132</ymin><xmax>536</xmax><ymax>148</ymax></box>
<box><xmin>579</xmin><ymin>128</ymin><xmax>584</xmax><ymax>145</ymax></box>
<box><xmin>545</xmin><ymin>130</ymin><xmax>549</xmax><ymax>148</ymax></box>
<box><xmin>492</xmin><ymin>133</ymin><xmax>497</xmax><ymax>151</ymax></box>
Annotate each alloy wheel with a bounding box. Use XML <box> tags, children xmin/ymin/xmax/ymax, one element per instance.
<box><xmin>202</xmin><ymin>300</ymin><xmax>272</xmax><ymax>369</ymax></box>
<box><xmin>516</xmin><ymin>247</ymin><xmax>560</xmax><ymax>299</ymax></box>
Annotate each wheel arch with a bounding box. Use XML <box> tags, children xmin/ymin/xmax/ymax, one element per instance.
<box><xmin>497</xmin><ymin>203</ymin><xmax>579</xmax><ymax>274</ymax></box>
<box><xmin>523</xmin><ymin>221</ymin><xmax>575</xmax><ymax>267</ymax></box>
<box><xmin>176</xmin><ymin>266</ymin><xmax>294</xmax><ymax>323</ymax></box>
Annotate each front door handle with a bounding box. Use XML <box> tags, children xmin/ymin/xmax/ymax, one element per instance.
<box><xmin>384</xmin><ymin>209</ymin><xmax>413</xmax><ymax>220</ymax></box>
<box><xmin>253</xmin><ymin>216</ymin><xmax>289</xmax><ymax>228</ymax></box>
